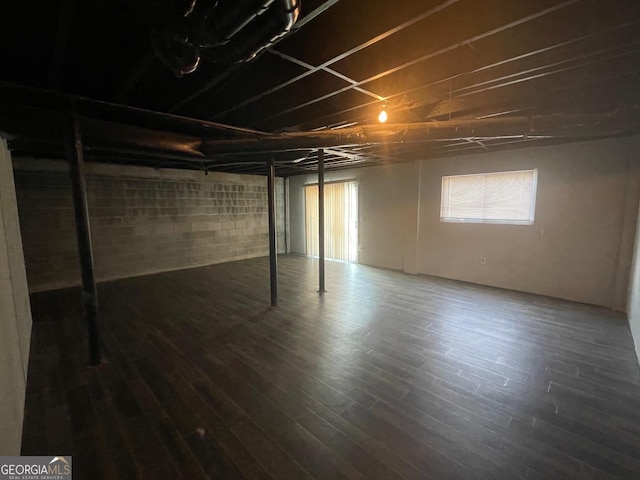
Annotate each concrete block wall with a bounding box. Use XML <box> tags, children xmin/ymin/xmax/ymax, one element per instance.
<box><xmin>13</xmin><ymin>158</ymin><xmax>286</xmax><ymax>292</ymax></box>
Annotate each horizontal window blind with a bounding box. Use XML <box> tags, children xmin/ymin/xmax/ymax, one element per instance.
<box><xmin>441</xmin><ymin>169</ymin><xmax>537</xmax><ymax>224</ymax></box>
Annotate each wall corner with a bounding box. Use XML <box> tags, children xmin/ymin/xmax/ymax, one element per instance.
<box><xmin>0</xmin><ymin>138</ymin><xmax>33</xmax><ymax>454</ymax></box>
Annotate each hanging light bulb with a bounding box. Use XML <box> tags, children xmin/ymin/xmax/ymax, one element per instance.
<box><xmin>378</xmin><ymin>108</ymin><xmax>388</xmax><ymax>123</ymax></box>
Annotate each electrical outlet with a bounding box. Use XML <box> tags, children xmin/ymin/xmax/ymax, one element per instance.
<box><xmin>480</xmin><ymin>257</ymin><xmax>486</xmax><ymax>264</ymax></box>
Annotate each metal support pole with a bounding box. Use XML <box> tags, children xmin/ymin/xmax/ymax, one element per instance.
<box><xmin>267</xmin><ymin>156</ymin><xmax>278</xmax><ymax>306</ymax></box>
<box><xmin>65</xmin><ymin>110</ymin><xmax>101</xmax><ymax>366</ymax></box>
<box><xmin>318</xmin><ymin>149</ymin><xmax>325</xmax><ymax>292</ymax></box>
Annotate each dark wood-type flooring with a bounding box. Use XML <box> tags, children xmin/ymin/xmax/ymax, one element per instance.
<box><xmin>21</xmin><ymin>255</ymin><xmax>640</xmax><ymax>479</ymax></box>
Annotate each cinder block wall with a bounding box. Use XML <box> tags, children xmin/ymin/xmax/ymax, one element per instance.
<box><xmin>13</xmin><ymin>158</ymin><xmax>286</xmax><ymax>292</ymax></box>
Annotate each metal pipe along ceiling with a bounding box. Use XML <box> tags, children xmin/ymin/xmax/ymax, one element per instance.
<box><xmin>211</xmin><ymin>0</ymin><xmax>278</xmax><ymax>41</ymax></box>
<box><xmin>213</xmin><ymin>0</ymin><xmax>300</xmax><ymax>63</ymax></box>
<box><xmin>152</xmin><ymin>0</ymin><xmax>301</xmax><ymax>77</ymax></box>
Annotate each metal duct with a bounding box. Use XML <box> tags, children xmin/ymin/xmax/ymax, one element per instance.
<box><xmin>214</xmin><ymin>0</ymin><xmax>300</xmax><ymax>63</ymax></box>
<box><xmin>200</xmin><ymin>113</ymin><xmax>638</xmax><ymax>155</ymax></box>
<box><xmin>151</xmin><ymin>27</ymin><xmax>201</xmax><ymax>77</ymax></box>
<box><xmin>209</xmin><ymin>0</ymin><xmax>277</xmax><ymax>41</ymax></box>
<box><xmin>152</xmin><ymin>0</ymin><xmax>300</xmax><ymax>76</ymax></box>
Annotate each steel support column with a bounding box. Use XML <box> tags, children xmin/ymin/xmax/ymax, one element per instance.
<box><xmin>65</xmin><ymin>111</ymin><xmax>101</xmax><ymax>366</ymax></box>
<box><xmin>318</xmin><ymin>149</ymin><xmax>325</xmax><ymax>292</ymax></box>
<box><xmin>267</xmin><ymin>156</ymin><xmax>278</xmax><ymax>306</ymax></box>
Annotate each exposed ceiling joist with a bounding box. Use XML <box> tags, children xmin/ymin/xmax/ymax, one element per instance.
<box><xmin>48</xmin><ymin>0</ymin><xmax>76</xmax><ymax>90</ymax></box>
<box><xmin>4</xmin><ymin>87</ymin><xmax>635</xmax><ymax>176</ymax></box>
<box><xmin>2</xmin><ymin>0</ymin><xmax>640</xmax><ymax>176</ymax></box>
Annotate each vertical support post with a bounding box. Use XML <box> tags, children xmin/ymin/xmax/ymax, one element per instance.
<box><xmin>65</xmin><ymin>110</ymin><xmax>101</xmax><ymax>366</ymax></box>
<box><xmin>318</xmin><ymin>149</ymin><xmax>326</xmax><ymax>293</ymax></box>
<box><xmin>267</xmin><ymin>155</ymin><xmax>278</xmax><ymax>307</ymax></box>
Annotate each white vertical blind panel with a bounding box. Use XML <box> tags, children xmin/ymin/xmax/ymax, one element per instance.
<box><xmin>305</xmin><ymin>185</ymin><xmax>319</xmax><ymax>256</ymax></box>
<box><xmin>305</xmin><ymin>182</ymin><xmax>357</xmax><ymax>261</ymax></box>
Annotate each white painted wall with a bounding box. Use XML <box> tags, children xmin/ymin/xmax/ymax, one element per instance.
<box><xmin>625</xmin><ymin>136</ymin><xmax>640</xmax><ymax>363</ymax></box>
<box><xmin>417</xmin><ymin>138</ymin><xmax>640</xmax><ymax>308</ymax></box>
<box><xmin>627</xmin><ymin>201</ymin><xmax>640</xmax><ymax>363</ymax></box>
<box><xmin>0</xmin><ymin>138</ymin><xmax>32</xmax><ymax>454</ymax></box>
<box><xmin>289</xmin><ymin>136</ymin><xmax>640</xmax><ymax>309</ymax></box>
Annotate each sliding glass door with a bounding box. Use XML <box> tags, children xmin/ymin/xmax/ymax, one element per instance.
<box><xmin>305</xmin><ymin>181</ymin><xmax>358</xmax><ymax>262</ymax></box>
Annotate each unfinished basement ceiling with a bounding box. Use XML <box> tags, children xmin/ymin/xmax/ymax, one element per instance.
<box><xmin>1</xmin><ymin>0</ymin><xmax>640</xmax><ymax>176</ymax></box>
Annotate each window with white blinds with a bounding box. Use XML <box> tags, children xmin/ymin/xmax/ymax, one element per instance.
<box><xmin>440</xmin><ymin>169</ymin><xmax>537</xmax><ymax>224</ymax></box>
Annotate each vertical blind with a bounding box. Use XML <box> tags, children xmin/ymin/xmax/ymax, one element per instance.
<box><xmin>441</xmin><ymin>169</ymin><xmax>537</xmax><ymax>224</ymax></box>
<box><xmin>305</xmin><ymin>181</ymin><xmax>357</xmax><ymax>261</ymax></box>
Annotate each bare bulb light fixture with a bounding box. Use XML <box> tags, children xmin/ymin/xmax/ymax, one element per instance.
<box><xmin>378</xmin><ymin>108</ymin><xmax>388</xmax><ymax>123</ymax></box>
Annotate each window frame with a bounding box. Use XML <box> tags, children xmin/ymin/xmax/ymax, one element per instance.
<box><xmin>440</xmin><ymin>168</ymin><xmax>538</xmax><ymax>225</ymax></box>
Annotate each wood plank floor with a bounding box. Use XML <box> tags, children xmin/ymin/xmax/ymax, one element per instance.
<box><xmin>21</xmin><ymin>254</ymin><xmax>640</xmax><ymax>479</ymax></box>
